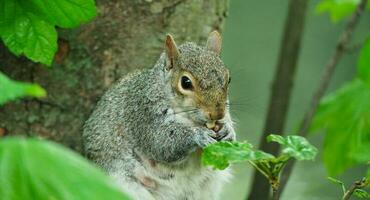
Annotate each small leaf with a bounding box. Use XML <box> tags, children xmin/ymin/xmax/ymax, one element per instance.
<box><xmin>0</xmin><ymin>72</ymin><xmax>46</xmax><ymax>105</ymax></box>
<box><xmin>0</xmin><ymin>137</ymin><xmax>131</xmax><ymax>200</ymax></box>
<box><xmin>354</xmin><ymin>189</ymin><xmax>370</xmax><ymax>199</ymax></box>
<box><xmin>358</xmin><ymin>37</ymin><xmax>370</xmax><ymax>85</ymax></box>
<box><xmin>201</xmin><ymin>141</ymin><xmax>274</xmax><ymax>170</ymax></box>
<box><xmin>267</xmin><ymin>134</ymin><xmax>318</xmax><ymax>161</ymax></box>
<box><xmin>311</xmin><ymin>79</ymin><xmax>370</xmax><ymax>176</ymax></box>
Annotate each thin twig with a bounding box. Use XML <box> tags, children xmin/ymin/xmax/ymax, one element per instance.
<box><xmin>278</xmin><ymin>0</ymin><xmax>369</xmax><ymax>195</ymax></box>
<box><xmin>342</xmin><ymin>177</ymin><xmax>369</xmax><ymax>200</ymax></box>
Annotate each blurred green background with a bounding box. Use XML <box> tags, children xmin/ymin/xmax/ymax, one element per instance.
<box><xmin>220</xmin><ymin>0</ymin><xmax>370</xmax><ymax>199</ymax></box>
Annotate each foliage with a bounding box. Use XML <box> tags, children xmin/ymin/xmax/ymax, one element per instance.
<box><xmin>316</xmin><ymin>0</ymin><xmax>370</xmax><ymax>22</ymax></box>
<box><xmin>202</xmin><ymin>135</ymin><xmax>317</xmax><ymax>191</ymax></box>
<box><xmin>202</xmin><ymin>135</ymin><xmax>317</xmax><ymax>170</ymax></box>
<box><xmin>201</xmin><ymin>141</ymin><xmax>274</xmax><ymax>170</ymax></box>
<box><xmin>311</xmin><ymin>79</ymin><xmax>370</xmax><ymax>176</ymax></box>
<box><xmin>0</xmin><ymin>0</ymin><xmax>97</xmax><ymax>65</ymax></box>
<box><xmin>0</xmin><ymin>0</ymin><xmax>96</xmax><ymax>106</ymax></box>
<box><xmin>0</xmin><ymin>137</ymin><xmax>131</xmax><ymax>200</ymax></box>
<box><xmin>267</xmin><ymin>134</ymin><xmax>318</xmax><ymax>161</ymax></box>
<box><xmin>311</xmin><ymin>36</ymin><xmax>370</xmax><ymax>176</ymax></box>
<box><xmin>0</xmin><ymin>72</ymin><xmax>46</xmax><ymax>105</ymax></box>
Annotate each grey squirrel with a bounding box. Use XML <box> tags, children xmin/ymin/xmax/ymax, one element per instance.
<box><xmin>83</xmin><ymin>31</ymin><xmax>235</xmax><ymax>200</ymax></box>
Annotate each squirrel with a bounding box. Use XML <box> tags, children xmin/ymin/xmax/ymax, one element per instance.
<box><xmin>83</xmin><ymin>31</ymin><xmax>236</xmax><ymax>200</ymax></box>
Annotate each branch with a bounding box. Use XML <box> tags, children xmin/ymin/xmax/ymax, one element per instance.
<box><xmin>342</xmin><ymin>177</ymin><xmax>369</xmax><ymax>200</ymax></box>
<box><xmin>278</xmin><ymin>0</ymin><xmax>368</xmax><ymax>195</ymax></box>
<box><xmin>272</xmin><ymin>187</ymin><xmax>279</xmax><ymax>200</ymax></box>
<box><xmin>247</xmin><ymin>0</ymin><xmax>308</xmax><ymax>199</ymax></box>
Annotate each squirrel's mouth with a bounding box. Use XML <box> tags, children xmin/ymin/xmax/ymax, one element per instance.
<box><xmin>206</xmin><ymin>120</ymin><xmax>223</xmax><ymax>132</ymax></box>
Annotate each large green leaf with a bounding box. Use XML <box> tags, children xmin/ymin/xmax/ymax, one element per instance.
<box><xmin>0</xmin><ymin>137</ymin><xmax>131</xmax><ymax>200</ymax></box>
<box><xmin>267</xmin><ymin>134</ymin><xmax>318</xmax><ymax>161</ymax></box>
<box><xmin>311</xmin><ymin>79</ymin><xmax>370</xmax><ymax>176</ymax></box>
<box><xmin>0</xmin><ymin>9</ymin><xmax>57</xmax><ymax>65</ymax></box>
<box><xmin>0</xmin><ymin>72</ymin><xmax>46</xmax><ymax>105</ymax></box>
<box><xmin>20</xmin><ymin>0</ymin><xmax>96</xmax><ymax>28</ymax></box>
<box><xmin>316</xmin><ymin>0</ymin><xmax>370</xmax><ymax>22</ymax></box>
<box><xmin>0</xmin><ymin>0</ymin><xmax>96</xmax><ymax>65</ymax></box>
<box><xmin>358</xmin><ymin>37</ymin><xmax>370</xmax><ymax>85</ymax></box>
<box><xmin>201</xmin><ymin>141</ymin><xmax>274</xmax><ymax>170</ymax></box>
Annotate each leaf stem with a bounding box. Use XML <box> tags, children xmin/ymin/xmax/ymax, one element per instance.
<box><xmin>249</xmin><ymin>160</ymin><xmax>283</xmax><ymax>200</ymax></box>
<box><xmin>248</xmin><ymin>161</ymin><xmax>270</xmax><ymax>179</ymax></box>
<box><xmin>272</xmin><ymin>187</ymin><xmax>280</xmax><ymax>200</ymax></box>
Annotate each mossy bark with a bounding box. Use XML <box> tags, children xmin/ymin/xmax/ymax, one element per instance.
<box><xmin>0</xmin><ymin>0</ymin><xmax>228</xmax><ymax>153</ymax></box>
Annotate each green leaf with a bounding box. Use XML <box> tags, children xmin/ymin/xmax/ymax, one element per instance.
<box><xmin>0</xmin><ymin>72</ymin><xmax>46</xmax><ymax>105</ymax></box>
<box><xmin>316</xmin><ymin>0</ymin><xmax>370</xmax><ymax>22</ymax></box>
<box><xmin>358</xmin><ymin>37</ymin><xmax>370</xmax><ymax>85</ymax></box>
<box><xmin>20</xmin><ymin>0</ymin><xmax>97</xmax><ymax>28</ymax></box>
<box><xmin>201</xmin><ymin>141</ymin><xmax>274</xmax><ymax>170</ymax></box>
<box><xmin>354</xmin><ymin>189</ymin><xmax>370</xmax><ymax>199</ymax></box>
<box><xmin>1</xmin><ymin>12</ymin><xmax>57</xmax><ymax>65</ymax></box>
<box><xmin>267</xmin><ymin>134</ymin><xmax>318</xmax><ymax>161</ymax></box>
<box><xmin>0</xmin><ymin>0</ymin><xmax>96</xmax><ymax>65</ymax></box>
<box><xmin>311</xmin><ymin>79</ymin><xmax>370</xmax><ymax>176</ymax></box>
<box><xmin>352</xmin><ymin>142</ymin><xmax>370</xmax><ymax>164</ymax></box>
<box><xmin>0</xmin><ymin>137</ymin><xmax>131</xmax><ymax>200</ymax></box>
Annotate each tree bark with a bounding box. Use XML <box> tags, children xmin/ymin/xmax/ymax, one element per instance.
<box><xmin>247</xmin><ymin>0</ymin><xmax>308</xmax><ymax>199</ymax></box>
<box><xmin>0</xmin><ymin>0</ymin><xmax>229</xmax><ymax>154</ymax></box>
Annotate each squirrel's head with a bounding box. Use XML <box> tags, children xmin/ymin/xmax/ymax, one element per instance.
<box><xmin>164</xmin><ymin>31</ymin><xmax>230</xmax><ymax>129</ymax></box>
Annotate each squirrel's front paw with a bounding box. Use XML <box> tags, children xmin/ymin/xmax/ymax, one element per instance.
<box><xmin>194</xmin><ymin>129</ymin><xmax>217</xmax><ymax>148</ymax></box>
<box><xmin>214</xmin><ymin>124</ymin><xmax>236</xmax><ymax>142</ymax></box>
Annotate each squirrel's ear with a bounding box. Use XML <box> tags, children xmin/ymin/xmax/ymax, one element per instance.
<box><xmin>206</xmin><ymin>31</ymin><xmax>222</xmax><ymax>54</ymax></box>
<box><xmin>165</xmin><ymin>34</ymin><xmax>180</xmax><ymax>70</ymax></box>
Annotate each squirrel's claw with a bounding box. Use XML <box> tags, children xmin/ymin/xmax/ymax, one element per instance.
<box><xmin>194</xmin><ymin>130</ymin><xmax>217</xmax><ymax>148</ymax></box>
<box><xmin>214</xmin><ymin>124</ymin><xmax>235</xmax><ymax>142</ymax></box>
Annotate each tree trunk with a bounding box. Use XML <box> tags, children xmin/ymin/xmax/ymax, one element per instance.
<box><xmin>0</xmin><ymin>0</ymin><xmax>229</xmax><ymax>154</ymax></box>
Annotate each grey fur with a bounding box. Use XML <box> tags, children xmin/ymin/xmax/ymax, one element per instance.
<box><xmin>83</xmin><ymin>40</ymin><xmax>235</xmax><ymax>200</ymax></box>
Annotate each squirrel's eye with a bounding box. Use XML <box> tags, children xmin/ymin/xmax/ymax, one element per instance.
<box><xmin>228</xmin><ymin>77</ymin><xmax>231</xmax><ymax>84</ymax></box>
<box><xmin>181</xmin><ymin>76</ymin><xmax>193</xmax><ymax>90</ymax></box>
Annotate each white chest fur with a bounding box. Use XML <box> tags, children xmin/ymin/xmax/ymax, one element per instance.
<box><xmin>113</xmin><ymin>150</ymin><xmax>231</xmax><ymax>200</ymax></box>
